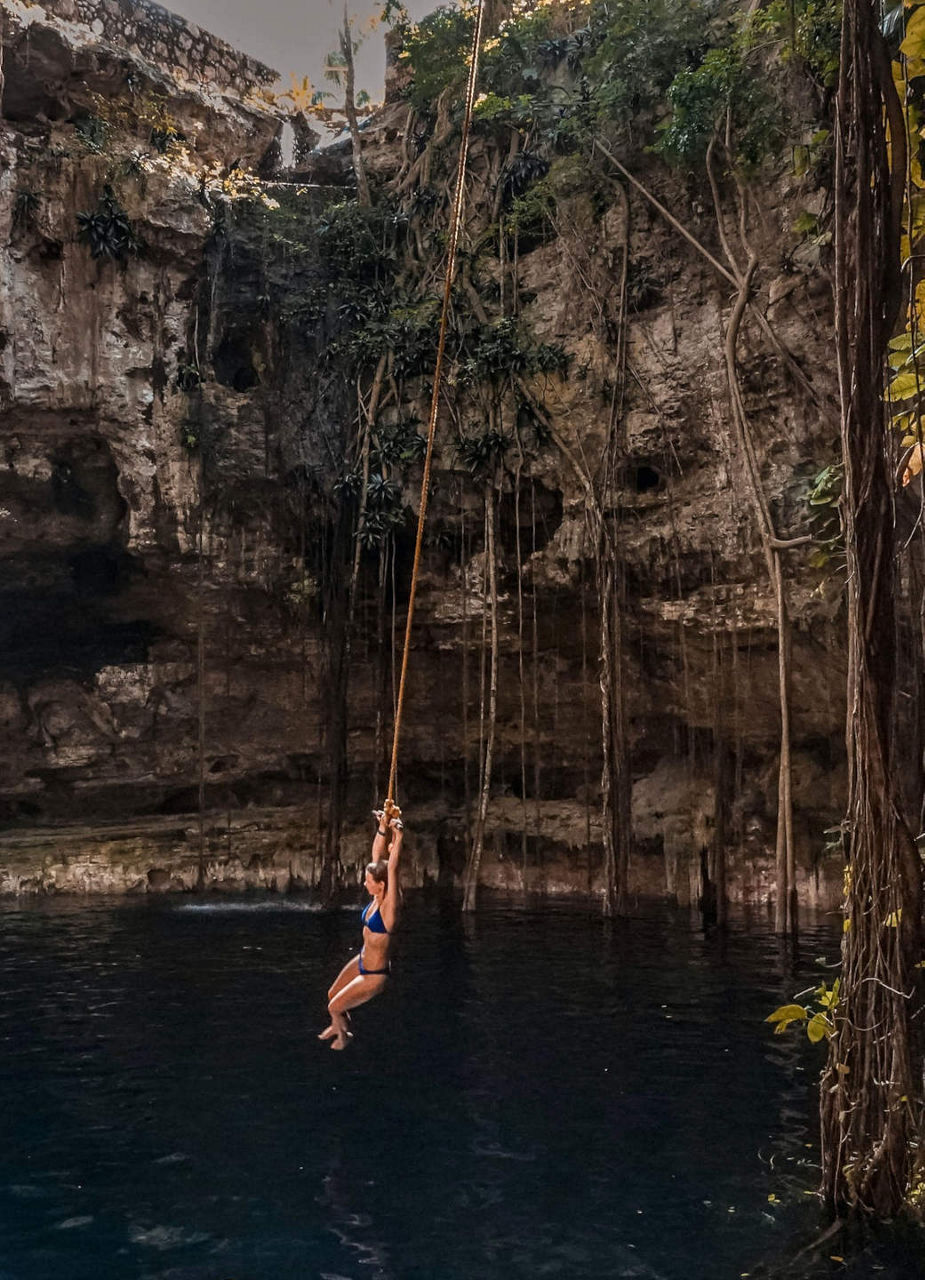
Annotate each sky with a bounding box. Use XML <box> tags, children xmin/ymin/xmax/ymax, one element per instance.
<box><xmin>173</xmin><ymin>0</ymin><xmax>436</xmax><ymax>101</ymax></box>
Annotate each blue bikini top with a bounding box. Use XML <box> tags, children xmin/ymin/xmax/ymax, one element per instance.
<box><xmin>362</xmin><ymin>900</ymin><xmax>389</xmax><ymax>934</ymax></box>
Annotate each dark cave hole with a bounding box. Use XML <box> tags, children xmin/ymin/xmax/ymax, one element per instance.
<box><xmin>0</xmin><ymin>603</ymin><xmax>157</xmax><ymax>685</ymax></box>
<box><xmin>213</xmin><ymin>334</ymin><xmax>259</xmax><ymax>392</ymax></box>
<box><xmin>51</xmin><ymin>459</ymin><xmax>96</xmax><ymax>518</ymax></box>
<box><xmin>633</xmin><ymin>465</ymin><xmax>661</xmax><ymax>494</ymax></box>
<box><xmin>70</xmin><ymin>543</ymin><xmax>138</xmax><ymax>597</ymax></box>
<box><xmin>208</xmin><ymin>756</ymin><xmax>240</xmax><ymax>774</ymax></box>
<box><xmin>0</xmin><ymin>543</ymin><xmax>152</xmax><ymax>686</ymax></box>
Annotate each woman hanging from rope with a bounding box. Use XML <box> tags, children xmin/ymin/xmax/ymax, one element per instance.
<box><xmin>319</xmin><ymin>807</ymin><xmax>404</xmax><ymax>1050</ymax></box>
<box><xmin>316</xmin><ymin>0</ymin><xmax>486</xmax><ymax>1053</ymax></box>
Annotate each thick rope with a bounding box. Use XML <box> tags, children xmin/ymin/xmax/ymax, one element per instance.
<box><xmin>384</xmin><ymin>0</ymin><xmax>488</xmax><ymax>814</ymax></box>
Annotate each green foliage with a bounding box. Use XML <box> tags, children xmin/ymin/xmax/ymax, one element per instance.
<box><xmin>466</xmin><ymin>0</ymin><xmax>719</xmax><ymax>156</ymax></box>
<box><xmin>137</xmin><ymin>95</ymin><xmax>186</xmax><ymax>153</ymax></box>
<box><xmin>76</xmin><ymin>186</ymin><xmax>140</xmax><ymax>262</ymax></box>
<box><xmin>74</xmin><ymin>114</ymin><xmax>108</xmax><ymax>152</ymax></box>
<box><xmin>285</xmin><ymin>573</ymin><xmax>318</xmax><ymax>614</ymax></box>
<box><xmin>399</xmin><ymin>5</ymin><xmax>473</xmax><ymax>111</ymax></box>
<box><xmin>886</xmin><ymin>331</ymin><xmax>925</xmax><ymax>405</ymax></box>
<box><xmin>791</xmin><ymin>128</ymin><xmax>832</xmax><ymax>179</ymax></box>
<box><xmin>12</xmin><ymin>189</ymin><xmax>39</xmax><ymax>233</ymax></box>
<box><xmin>456</xmin><ymin>427</ymin><xmax>510</xmax><ymax>477</ymax></box>
<box><xmin>249</xmin><ymin>194</ymin><xmax>410</xmax><ymax>336</ymax></box>
<box><xmin>373</xmin><ymin>420</ymin><xmax>427</xmax><ymax>467</ymax></box>
<box><xmin>315</xmin><ymin>199</ymin><xmax>405</xmax><ymax>285</ymax></box>
<box><xmin>333</xmin><ymin>468</ymin><xmax>363</xmax><ymax>501</ymax></box>
<box><xmin>766</xmin><ymin>978</ymin><xmax>840</xmax><ymax>1042</ymax></box>
<box><xmin>458</xmin><ymin>318</ymin><xmax>570</xmax><ymax>385</ymax></box>
<box><xmin>502</xmin><ymin>151</ymin><xmax>550</xmax><ymax>203</ymax></box>
<box><xmin>380</xmin><ymin>0</ymin><xmax>410</xmax><ymax>28</ymax></box>
<box><xmin>792</xmin><ymin>209</ymin><xmax>820</xmax><ymax>236</ymax></box>
<box><xmin>480</xmin><ymin>8</ymin><xmax>560</xmax><ymax>99</ymax></box>
<box><xmin>505</xmin><ymin>183</ymin><xmax>556</xmax><ymax>241</ymax></box>
<box><xmin>805</xmin><ymin>463</ymin><xmax>843</xmax><ymax>569</ymax></box>
<box><xmin>656</xmin><ymin>45</ymin><xmax>783</xmax><ymax>169</ymax></box>
<box><xmin>755</xmin><ymin>0</ymin><xmax>841</xmax><ymax>89</ymax></box>
<box><xmin>365</xmin><ymin>471</ymin><xmax>403</xmax><ymax>511</ymax></box>
<box><xmin>358</xmin><ymin>472</ymin><xmax>408</xmax><ymax>547</ymax></box>
<box><xmin>503</xmin><ymin>153</ymin><xmax>597</xmax><ymax>241</ymax></box>
<box><xmin>532</xmin><ymin>340</ymin><xmax>573</xmax><ymax>374</ymax></box>
<box><xmin>473</xmin><ymin>92</ymin><xmax>529</xmax><ymax>125</ymax></box>
<box><xmin>175</xmin><ymin>361</ymin><xmax>202</xmax><ymax>393</ymax></box>
<box><xmin>582</xmin><ymin>0</ymin><xmax>718</xmax><ymax>130</ymax></box>
<box><xmin>396</xmin><ymin>0</ymin><xmax>813</xmax><ymax>178</ymax></box>
<box><xmin>179</xmin><ymin>422</ymin><xmax>200</xmax><ymax>452</ymax></box>
<box><xmin>150</xmin><ymin>122</ymin><xmax>183</xmax><ymax>153</ymax></box>
<box><xmin>332</xmin><ymin>300</ymin><xmax>439</xmax><ymax>378</ymax></box>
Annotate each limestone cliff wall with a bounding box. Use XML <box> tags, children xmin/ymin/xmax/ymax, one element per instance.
<box><xmin>0</xmin><ymin>0</ymin><xmax>847</xmax><ymax>908</ymax></box>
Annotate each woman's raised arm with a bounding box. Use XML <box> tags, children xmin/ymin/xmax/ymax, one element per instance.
<box><xmin>382</xmin><ymin>816</ymin><xmax>404</xmax><ymax>926</ymax></box>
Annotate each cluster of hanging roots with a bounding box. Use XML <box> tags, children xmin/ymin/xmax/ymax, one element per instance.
<box><xmin>820</xmin><ymin>0</ymin><xmax>924</xmax><ymax>1218</ymax></box>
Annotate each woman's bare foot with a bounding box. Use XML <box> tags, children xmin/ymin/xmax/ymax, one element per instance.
<box><xmin>319</xmin><ymin>1009</ymin><xmax>350</xmax><ymax>1042</ymax></box>
<box><xmin>330</xmin><ymin>1030</ymin><xmax>353</xmax><ymax>1051</ymax></box>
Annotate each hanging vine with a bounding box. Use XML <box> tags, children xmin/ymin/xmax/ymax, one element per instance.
<box><xmin>817</xmin><ymin>0</ymin><xmax>925</xmax><ymax>1218</ymax></box>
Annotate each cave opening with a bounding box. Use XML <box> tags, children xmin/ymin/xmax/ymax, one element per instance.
<box><xmin>213</xmin><ymin>334</ymin><xmax>260</xmax><ymax>392</ymax></box>
<box><xmin>633</xmin><ymin>465</ymin><xmax>662</xmax><ymax>494</ymax></box>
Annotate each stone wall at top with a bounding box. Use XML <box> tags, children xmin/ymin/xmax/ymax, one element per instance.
<box><xmin>28</xmin><ymin>0</ymin><xmax>278</xmax><ymax>94</ymax></box>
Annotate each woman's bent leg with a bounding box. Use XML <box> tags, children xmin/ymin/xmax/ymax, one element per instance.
<box><xmin>328</xmin><ymin>974</ymin><xmax>388</xmax><ymax>1049</ymax></box>
<box><xmin>327</xmin><ymin>955</ymin><xmax>361</xmax><ymax>1002</ymax></box>
<box><xmin>319</xmin><ymin>955</ymin><xmax>361</xmax><ymax>1039</ymax></box>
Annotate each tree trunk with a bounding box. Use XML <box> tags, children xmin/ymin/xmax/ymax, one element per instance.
<box><xmin>820</xmin><ymin>0</ymin><xmax>924</xmax><ymax>1217</ymax></box>
<box><xmin>318</xmin><ymin>497</ymin><xmax>354</xmax><ymax>904</ymax></box>
<box><xmin>340</xmin><ymin>2</ymin><xmax>372</xmax><ymax>208</ymax></box>
<box><xmin>463</xmin><ymin>486</ymin><xmax>499</xmax><ymax>911</ymax></box>
<box><xmin>598</xmin><ymin>540</ymin><xmax>631</xmax><ymax>916</ymax></box>
<box><xmin>196</xmin><ymin>481</ymin><xmax>207</xmax><ymax>890</ymax></box>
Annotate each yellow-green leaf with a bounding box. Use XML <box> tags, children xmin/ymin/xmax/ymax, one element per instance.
<box><xmin>901</xmin><ymin>6</ymin><xmax>925</xmax><ymax>60</ymax></box>
<box><xmin>807</xmin><ymin>1012</ymin><xmax>831</xmax><ymax>1043</ymax></box>
<box><xmin>888</xmin><ymin>370</ymin><xmax>923</xmax><ymax>399</ymax></box>
<box><xmin>792</xmin><ymin>210</ymin><xmax>818</xmax><ymax>236</ymax></box>
<box><xmin>766</xmin><ymin>1003</ymin><xmax>809</xmax><ymax>1024</ymax></box>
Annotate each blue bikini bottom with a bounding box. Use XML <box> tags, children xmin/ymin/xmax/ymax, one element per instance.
<box><xmin>359</xmin><ymin>952</ymin><xmax>390</xmax><ymax>977</ymax></box>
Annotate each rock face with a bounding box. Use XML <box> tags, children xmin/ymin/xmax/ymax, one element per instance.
<box><xmin>0</xmin><ymin>0</ymin><xmax>847</xmax><ymax>907</ymax></box>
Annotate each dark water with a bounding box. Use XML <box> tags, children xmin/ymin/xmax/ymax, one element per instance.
<box><xmin>0</xmin><ymin>895</ymin><xmax>922</xmax><ymax>1280</ymax></box>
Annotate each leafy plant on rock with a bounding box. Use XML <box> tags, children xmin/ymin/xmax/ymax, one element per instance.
<box><xmin>805</xmin><ymin>463</ymin><xmax>844</xmax><ymax>568</ymax></box>
<box><xmin>12</xmin><ymin>189</ymin><xmax>39</xmax><ymax>233</ymax></box>
<box><xmin>656</xmin><ymin>45</ymin><xmax>783</xmax><ymax>170</ymax></box>
<box><xmin>74</xmin><ymin>114</ymin><xmax>108</xmax><ymax>152</ymax></box>
<box><xmin>76</xmin><ymin>186</ymin><xmax>140</xmax><ymax>262</ymax></box>
<box><xmin>455</xmin><ymin>427</ymin><xmax>510</xmax><ymax>478</ymax></box>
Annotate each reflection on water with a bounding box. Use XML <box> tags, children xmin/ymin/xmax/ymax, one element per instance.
<box><xmin>176</xmin><ymin>900</ymin><xmax>328</xmax><ymax>913</ymax></box>
<box><xmin>0</xmin><ymin>894</ymin><xmax>922</xmax><ymax>1280</ymax></box>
